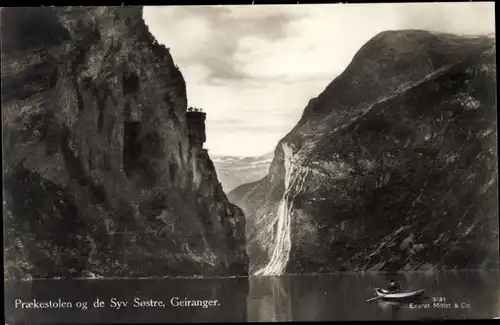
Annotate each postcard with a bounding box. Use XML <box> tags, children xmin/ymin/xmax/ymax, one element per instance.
<box><xmin>2</xmin><ymin>2</ymin><xmax>498</xmax><ymax>323</ymax></box>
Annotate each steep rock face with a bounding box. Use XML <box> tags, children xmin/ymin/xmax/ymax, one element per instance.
<box><xmin>229</xmin><ymin>30</ymin><xmax>498</xmax><ymax>274</ymax></box>
<box><xmin>2</xmin><ymin>6</ymin><xmax>247</xmax><ymax>279</ymax></box>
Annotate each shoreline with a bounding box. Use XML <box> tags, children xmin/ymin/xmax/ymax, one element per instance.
<box><xmin>4</xmin><ymin>269</ymin><xmax>500</xmax><ymax>282</ymax></box>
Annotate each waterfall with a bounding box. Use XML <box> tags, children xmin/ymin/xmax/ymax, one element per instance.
<box><xmin>255</xmin><ymin>143</ymin><xmax>310</xmax><ymax>276</ymax></box>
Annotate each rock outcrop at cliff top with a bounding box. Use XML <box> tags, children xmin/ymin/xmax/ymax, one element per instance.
<box><xmin>229</xmin><ymin>30</ymin><xmax>498</xmax><ymax>275</ymax></box>
<box><xmin>2</xmin><ymin>6</ymin><xmax>248</xmax><ymax>279</ymax></box>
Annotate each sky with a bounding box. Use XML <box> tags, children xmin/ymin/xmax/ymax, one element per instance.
<box><xmin>143</xmin><ymin>2</ymin><xmax>495</xmax><ymax>157</ymax></box>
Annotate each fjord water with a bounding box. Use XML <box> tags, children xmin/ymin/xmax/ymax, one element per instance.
<box><xmin>247</xmin><ymin>271</ymin><xmax>499</xmax><ymax>321</ymax></box>
<box><xmin>5</xmin><ymin>271</ymin><xmax>498</xmax><ymax>323</ymax></box>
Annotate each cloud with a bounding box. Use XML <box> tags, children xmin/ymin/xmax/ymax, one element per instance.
<box><xmin>143</xmin><ymin>3</ymin><xmax>495</xmax><ymax>156</ymax></box>
<box><xmin>144</xmin><ymin>5</ymin><xmax>296</xmax><ymax>84</ymax></box>
<box><xmin>392</xmin><ymin>2</ymin><xmax>496</xmax><ymax>34</ymax></box>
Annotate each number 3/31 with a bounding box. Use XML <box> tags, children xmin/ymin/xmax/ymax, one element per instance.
<box><xmin>432</xmin><ymin>297</ymin><xmax>446</xmax><ymax>302</ymax></box>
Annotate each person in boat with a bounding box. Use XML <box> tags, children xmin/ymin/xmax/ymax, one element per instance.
<box><xmin>387</xmin><ymin>280</ymin><xmax>401</xmax><ymax>292</ymax></box>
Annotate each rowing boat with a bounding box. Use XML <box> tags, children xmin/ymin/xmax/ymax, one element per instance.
<box><xmin>374</xmin><ymin>288</ymin><xmax>426</xmax><ymax>300</ymax></box>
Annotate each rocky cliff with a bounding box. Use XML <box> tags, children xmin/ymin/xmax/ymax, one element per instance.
<box><xmin>2</xmin><ymin>6</ymin><xmax>248</xmax><ymax>279</ymax></box>
<box><xmin>229</xmin><ymin>30</ymin><xmax>498</xmax><ymax>275</ymax></box>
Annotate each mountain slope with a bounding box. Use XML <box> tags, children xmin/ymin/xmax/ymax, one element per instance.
<box><xmin>212</xmin><ymin>152</ymin><xmax>273</xmax><ymax>193</ymax></box>
<box><xmin>229</xmin><ymin>30</ymin><xmax>498</xmax><ymax>275</ymax></box>
<box><xmin>2</xmin><ymin>6</ymin><xmax>248</xmax><ymax>279</ymax></box>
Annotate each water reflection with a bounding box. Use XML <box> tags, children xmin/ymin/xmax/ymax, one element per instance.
<box><xmin>247</xmin><ymin>276</ymin><xmax>292</xmax><ymax>322</ymax></box>
<box><xmin>4</xmin><ymin>271</ymin><xmax>499</xmax><ymax>323</ymax></box>
<box><xmin>246</xmin><ymin>271</ymin><xmax>500</xmax><ymax>321</ymax></box>
<box><xmin>377</xmin><ymin>300</ymin><xmax>404</xmax><ymax>320</ymax></box>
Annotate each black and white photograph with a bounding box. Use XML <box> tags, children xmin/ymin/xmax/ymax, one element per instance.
<box><xmin>2</xmin><ymin>2</ymin><xmax>498</xmax><ymax>323</ymax></box>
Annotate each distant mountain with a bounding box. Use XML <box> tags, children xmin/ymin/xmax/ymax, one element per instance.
<box><xmin>229</xmin><ymin>30</ymin><xmax>498</xmax><ymax>275</ymax></box>
<box><xmin>212</xmin><ymin>152</ymin><xmax>274</xmax><ymax>193</ymax></box>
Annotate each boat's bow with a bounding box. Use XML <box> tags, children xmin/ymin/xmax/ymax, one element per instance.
<box><xmin>373</xmin><ymin>288</ymin><xmax>426</xmax><ymax>300</ymax></box>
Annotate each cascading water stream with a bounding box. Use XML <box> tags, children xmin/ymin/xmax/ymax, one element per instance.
<box><xmin>255</xmin><ymin>144</ymin><xmax>311</xmax><ymax>276</ymax></box>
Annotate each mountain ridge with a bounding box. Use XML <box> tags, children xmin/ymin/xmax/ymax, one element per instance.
<box><xmin>212</xmin><ymin>152</ymin><xmax>274</xmax><ymax>193</ymax></box>
<box><xmin>230</xmin><ymin>29</ymin><xmax>498</xmax><ymax>275</ymax></box>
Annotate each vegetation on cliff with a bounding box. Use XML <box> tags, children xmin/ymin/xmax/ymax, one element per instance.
<box><xmin>2</xmin><ymin>6</ymin><xmax>248</xmax><ymax>279</ymax></box>
<box><xmin>230</xmin><ymin>30</ymin><xmax>497</xmax><ymax>274</ymax></box>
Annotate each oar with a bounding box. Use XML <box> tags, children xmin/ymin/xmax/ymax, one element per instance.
<box><xmin>366</xmin><ymin>294</ymin><xmax>388</xmax><ymax>302</ymax></box>
<box><xmin>366</xmin><ymin>290</ymin><xmax>397</xmax><ymax>302</ymax></box>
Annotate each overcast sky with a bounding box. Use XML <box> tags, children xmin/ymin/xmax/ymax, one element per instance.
<box><xmin>143</xmin><ymin>2</ymin><xmax>495</xmax><ymax>157</ymax></box>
